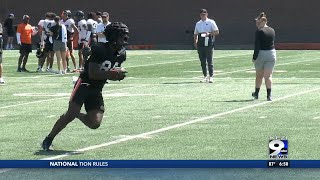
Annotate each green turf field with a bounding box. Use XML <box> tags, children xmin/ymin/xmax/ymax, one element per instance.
<box><xmin>1</xmin><ymin>49</ymin><xmax>320</xmax><ymax>162</ymax></box>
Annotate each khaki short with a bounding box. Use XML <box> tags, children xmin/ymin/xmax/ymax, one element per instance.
<box><xmin>53</xmin><ymin>40</ymin><xmax>67</xmax><ymax>52</ymax></box>
<box><xmin>254</xmin><ymin>49</ymin><xmax>276</xmax><ymax>71</ymax></box>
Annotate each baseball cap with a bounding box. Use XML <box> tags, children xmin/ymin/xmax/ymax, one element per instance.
<box><xmin>255</xmin><ymin>12</ymin><xmax>267</xmax><ymax>21</ymax></box>
<box><xmin>23</xmin><ymin>15</ymin><xmax>30</xmax><ymax>19</ymax></box>
<box><xmin>200</xmin><ymin>9</ymin><xmax>208</xmax><ymax>14</ymax></box>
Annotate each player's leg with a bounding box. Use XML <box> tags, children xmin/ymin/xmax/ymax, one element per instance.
<box><xmin>68</xmin><ymin>41</ymin><xmax>77</xmax><ymax>70</ymax></box>
<box><xmin>78</xmin><ymin>43</ymin><xmax>84</xmax><ymax>70</ymax></box>
<box><xmin>55</xmin><ymin>50</ymin><xmax>62</xmax><ymax>74</ymax></box>
<box><xmin>60</xmin><ymin>44</ymin><xmax>67</xmax><ymax>74</ymax></box>
<box><xmin>17</xmin><ymin>44</ymin><xmax>26</xmax><ymax>72</ymax></box>
<box><xmin>264</xmin><ymin>50</ymin><xmax>276</xmax><ymax>101</ymax></box>
<box><xmin>42</xmin><ymin>101</ymin><xmax>82</xmax><ymax>151</ymax></box>
<box><xmin>264</xmin><ymin>59</ymin><xmax>276</xmax><ymax>101</ymax></box>
<box><xmin>77</xmin><ymin>88</ymin><xmax>105</xmax><ymax>129</ymax></box>
<box><xmin>206</xmin><ymin>47</ymin><xmax>214</xmax><ymax>83</ymax></box>
<box><xmin>21</xmin><ymin>44</ymin><xmax>31</xmax><ymax>72</ymax></box>
<box><xmin>252</xmin><ymin>53</ymin><xmax>265</xmax><ymax>99</ymax></box>
<box><xmin>77</xmin><ymin>109</ymin><xmax>104</xmax><ymax>129</ymax></box>
<box><xmin>38</xmin><ymin>52</ymin><xmax>48</xmax><ymax>71</ymax></box>
<box><xmin>42</xmin><ymin>79</ymin><xmax>85</xmax><ymax>151</ymax></box>
<box><xmin>197</xmin><ymin>46</ymin><xmax>208</xmax><ymax>82</ymax></box>
<box><xmin>48</xmin><ymin>51</ymin><xmax>55</xmax><ymax>72</ymax></box>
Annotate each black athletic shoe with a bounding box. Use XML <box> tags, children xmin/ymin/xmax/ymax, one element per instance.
<box><xmin>267</xmin><ymin>96</ymin><xmax>272</xmax><ymax>101</ymax></box>
<box><xmin>252</xmin><ymin>92</ymin><xmax>258</xmax><ymax>99</ymax></box>
<box><xmin>41</xmin><ymin>136</ymin><xmax>53</xmax><ymax>151</ymax></box>
<box><xmin>21</xmin><ymin>68</ymin><xmax>30</xmax><ymax>72</ymax></box>
<box><xmin>17</xmin><ymin>67</ymin><xmax>22</xmax><ymax>72</ymax></box>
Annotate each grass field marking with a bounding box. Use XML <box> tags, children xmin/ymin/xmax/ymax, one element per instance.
<box><xmin>0</xmin><ymin>85</ymin><xmax>149</xmax><ymax>110</ymax></box>
<box><xmin>41</xmin><ymin>86</ymin><xmax>320</xmax><ymax>160</ymax></box>
<box><xmin>6</xmin><ymin>53</ymin><xmax>319</xmax><ymax>79</ymax></box>
<box><xmin>126</xmin><ymin>52</ymin><xmax>252</xmax><ymax>68</ymax></box>
<box><xmin>4</xmin><ymin>53</ymin><xmax>252</xmax><ymax>79</ymax></box>
<box><xmin>215</xmin><ymin>58</ymin><xmax>320</xmax><ymax>76</ymax></box>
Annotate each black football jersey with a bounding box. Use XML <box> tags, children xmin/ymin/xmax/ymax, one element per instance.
<box><xmin>79</xmin><ymin>43</ymin><xmax>126</xmax><ymax>89</ymax></box>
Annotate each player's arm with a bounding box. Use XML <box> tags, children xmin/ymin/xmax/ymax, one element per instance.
<box><xmin>210</xmin><ymin>21</ymin><xmax>219</xmax><ymax>36</ymax></box>
<box><xmin>85</xmin><ymin>24</ymin><xmax>93</xmax><ymax>42</ymax></box>
<box><xmin>252</xmin><ymin>30</ymin><xmax>261</xmax><ymax>61</ymax></box>
<box><xmin>40</xmin><ymin>30</ymin><xmax>46</xmax><ymax>47</ymax></box>
<box><xmin>88</xmin><ymin>62</ymin><xmax>126</xmax><ymax>81</ymax></box>
<box><xmin>96</xmin><ymin>25</ymin><xmax>105</xmax><ymax>38</ymax></box>
<box><xmin>71</xmin><ymin>24</ymin><xmax>79</xmax><ymax>33</ymax></box>
<box><xmin>209</xmin><ymin>30</ymin><xmax>219</xmax><ymax>36</ymax></box>
<box><xmin>16</xmin><ymin>25</ymin><xmax>21</xmax><ymax>45</ymax></box>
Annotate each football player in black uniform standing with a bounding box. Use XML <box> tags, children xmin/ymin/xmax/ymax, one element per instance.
<box><xmin>41</xmin><ymin>22</ymin><xmax>129</xmax><ymax>151</ymax></box>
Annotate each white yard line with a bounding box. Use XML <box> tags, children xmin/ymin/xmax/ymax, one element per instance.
<box><xmin>41</xmin><ymin>87</ymin><xmax>320</xmax><ymax>160</ymax></box>
<box><xmin>126</xmin><ymin>53</ymin><xmax>251</xmax><ymax>68</ymax></box>
<box><xmin>6</xmin><ymin>53</ymin><xmax>252</xmax><ymax>79</ymax></box>
<box><xmin>4</xmin><ymin>53</ymin><xmax>318</xmax><ymax>79</ymax></box>
<box><xmin>0</xmin><ymin>85</ymin><xmax>149</xmax><ymax>110</ymax></box>
<box><xmin>215</xmin><ymin>58</ymin><xmax>320</xmax><ymax>76</ymax></box>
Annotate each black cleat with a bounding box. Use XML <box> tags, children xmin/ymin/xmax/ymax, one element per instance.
<box><xmin>21</xmin><ymin>68</ymin><xmax>30</xmax><ymax>72</ymax></box>
<box><xmin>41</xmin><ymin>136</ymin><xmax>53</xmax><ymax>151</ymax></box>
<box><xmin>252</xmin><ymin>92</ymin><xmax>258</xmax><ymax>99</ymax></box>
<box><xmin>17</xmin><ymin>67</ymin><xmax>22</xmax><ymax>72</ymax></box>
<box><xmin>267</xmin><ymin>96</ymin><xmax>272</xmax><ymax>101</ymax></box>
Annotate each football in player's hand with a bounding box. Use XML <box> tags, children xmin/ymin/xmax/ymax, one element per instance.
<box><xmin>108</xmin><ymin>67</ymin><xmax>127</xmax><ymax>81</ymax></box>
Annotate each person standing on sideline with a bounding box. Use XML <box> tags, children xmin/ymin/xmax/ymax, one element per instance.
<box><xmin>251</xmin><ymin>12</ymin><xmax>276</xmax><ymax>101</ymax></box>
<box><xmin>194</xmin><ymin>9</ymin><xmax>219</xmax><ymax>83</ymax></box>
<box><xmin>74</xmin><ymin>10</ymin><xmax>87</xmax><ymax>70</ymax></box>
<box><xmin>96</xmin><ymin>12</ymin><xmax>111</xmax><ymax>43</ymax></box>
<box><xmin>0</xmin><ymin>20</ymin><xmax>5</xmax><ymax>84</ymax></box>
<box><xmin>49</xmin><ymin>16</ymin><xmax>68</xmax><ymax>75</ymax></box>
<box><xmin>16</xmin><ymin>15</ymin><xmax>38</xmax><ymax>72</ymax></box>
<box><xmin>4</xmin><ymin>13</ymin><xmax>15</xmax><ymax>50</ymax></box>
<box><xmin>61</xmin><ymin>10</ymin><xmax>78</xmax><ymax>72</ymax></box>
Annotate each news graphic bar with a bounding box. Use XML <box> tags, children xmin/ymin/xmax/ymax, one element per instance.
<box><xmin>1</xmin><ymin>160</ymin><xmax>320</xmax><ymax>168</ymax></box>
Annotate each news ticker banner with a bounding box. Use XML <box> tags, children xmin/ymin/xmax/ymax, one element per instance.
<box><xmin>2</xmin><ymin>160</ymin><xmax>320</xmax><ymax>168</ymax></box>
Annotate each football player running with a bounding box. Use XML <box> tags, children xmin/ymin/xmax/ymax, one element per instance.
<box><xmin>41</xmin><ymin>22</ymin><xmax>129</xmax><ymax>151</ymax></box>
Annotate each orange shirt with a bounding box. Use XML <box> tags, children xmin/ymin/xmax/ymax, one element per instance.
<box><xmin>17</xmin><ymin>23</ymin><xmax>33</xmax><ymax>44</ymax></box>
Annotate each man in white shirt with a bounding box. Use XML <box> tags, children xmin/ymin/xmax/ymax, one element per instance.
<box><xmin>61</xmin><ymin>10</ymin><xmax>78</xmax><ymax>72</ymax></box>
<box><xmin>96</xmin><ymin>12</ymin><xmax>111</xmax><ymax>43</ymax></box>
<box><xmin>75</xmin><ymin>10</ymin><xmax>87</xmax><ymax>70</ymax></box>
<box><xmin>86</xmin><ymin>12</ymin><xmax>98</xmax><ymax>45</ymax></box>
<box><xmin>37</xmin><ymin>12</ymin><xmax>56</xmax><ymax>72</ymax></box>
<box><xmin>194</xmin><ymin>9</ymin><xmax>219</xmax><ymax>83</ymax></box>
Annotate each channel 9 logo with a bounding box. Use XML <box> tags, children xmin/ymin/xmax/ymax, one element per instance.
<box><xmin>269</xmin><ymin>136</ymin><xmax>288</xmax><ymax>159</ymax></box>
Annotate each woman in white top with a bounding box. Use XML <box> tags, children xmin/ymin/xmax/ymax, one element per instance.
<box><xmin>49</xmin><ymin>16</ymin><xmax>67</xmax><ymax>74</ymax></box>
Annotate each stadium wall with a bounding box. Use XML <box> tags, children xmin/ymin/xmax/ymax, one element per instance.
<box><xmin>0</xmin><ymin>0</ymin><xmax>318</xmax><ymax>49</ymax></box>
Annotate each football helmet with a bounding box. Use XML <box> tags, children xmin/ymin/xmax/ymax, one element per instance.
<box><xmin>104</xmin><ymin>22</ymin><xmax>129</xmax><ymax>49</ymax></box>
<box><xmin>63</xmin><ymin>10</ymin><xmax>72</xmax><ymax>18</ymax></box>
<box><xmin>74</xmin><ymin>10</ymin><xmax>84</xmax><ymax>20</ymax></box>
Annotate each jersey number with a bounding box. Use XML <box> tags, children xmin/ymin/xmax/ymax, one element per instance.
<box><xmin>100</xmin><ymin>60</ymin><xmax>119</xmax><ymax>71</ymax></box>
